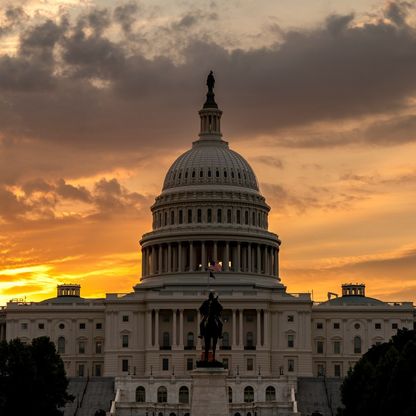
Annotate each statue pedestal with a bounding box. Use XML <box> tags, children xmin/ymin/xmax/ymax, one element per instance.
<box><xmin>191</xmin><ymin>367</ymin><xmax>229</xmax><ymax>416</ymax></box>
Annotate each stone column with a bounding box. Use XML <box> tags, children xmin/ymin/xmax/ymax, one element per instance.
<box><xmin>197</xmin><ymin>310</ymin><xmax>202</xmax><ymax>348</ymax></box>
<box><xmin>158</xmin><ymin>245</ymin><xmax>163</xmax><ymax>274</ymax></box>
<box><xmin>201</xmin><ymin>241</ymin><xmax>206</xmax><ymax>270</ymax></box>
<box><xmin>224</xmin><ymin>242</ymin><xmax>229</xmax><ymax>271</ymax></box>
<box><xmin>141</xmin><ymin>248</ymin><xmax>146</xmax><ymax>276</ymax></box>
<box><xmin>178</xmin><ymin>242</ymin><xmax>182</xmax><ymax>272</ymax></box>
<box><xmin>248</xmin><ymin>243</ymin><xmax>252</xmax><ymax>273</ymax></box>
<box><xmin>150</xmin><ymin>246</ymin><xmax>155</xmax><ymax>274</ymax></box>
<box><xmin>155</xmin><ymin>309</ymin><xmax>159</xmax><ymax>348</ymax></box>
<box><xmin>146</xmin><ymin>311</ymin><xmax>152</xmax><ymax>348</ymax></box>
<box><xmin>232</xmin><ymin>309</ymin><xmax>237</xmax><ymax>348</ymax></box>
<box><xmin>274</xmin><ymin>249</ymin><xmax>278</xmax><ymax>277</ymax></box>
<box><xmin>257</xmin><ymin>244</ymin><xmax>261</xmax><ymax>273</ymax></box>
<box><xmin>264</xmin><ymin>310</ymin><xmax>269</xmax><ymax>348</ymax></box>
<box><xmin>237</xmin><ymin>242</ymin><xmax>241</xmax><ymax>272</ymax></box>
<box><xmin>173</xmin><ymin>309</ymin><xmax>177</xmax><ymax>347</ymax></box>
<box><xmin>239</xmin><ymin>309</ymin><xmax>244</xmax><ymax>347</ymax></box>
<box><xmin>213</xmin><ymin>241</ymin><xmax>218</xmax><ymax>261</ymax></box>
<box><xmin>179</xmin><ymin>309</ymin><xmax>184</xmax><ymax>348</ymax></box>
<box><xmin>189</xmin><ymin>242</ymin><xmax>194</xmax><ymax>272</ymax></box>
<box><xmin>256</xmin><ymin>309</ymin><xmax>261</xmax><ymax>348</ymax></box>
<box><xmin>167</xmin><ymin>244</ymin><xmax>172</xmax><ymax>273</ymax></box>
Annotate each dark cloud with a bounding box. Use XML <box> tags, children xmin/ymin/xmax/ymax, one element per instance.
<box><xmin>0</xmin><ymin>177</ymin><xmax>151</xmax><ymax>223</ymax></box>
<box><xmin>55</xmin><ymin>179</ymin><xmax>91</xmax><ymax>202</ymax></box>
<box><xmin>1</xmin><ymin>1</ymin><xmax>416</xmax><ymax>184</ymax></box>
<box><xmin>0</xmin><ymin>6</ymin><xmax>27</xmax><ymax>37</ymax></box>
<box><xmin>114</xmin><ymin>2</ymin><xmax>139</xmax><ymax>33</ymax></box>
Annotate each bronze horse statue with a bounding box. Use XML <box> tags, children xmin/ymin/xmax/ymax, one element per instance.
<box><xmin>199</xmin><ymin>292</ymin><xmax>223</xmax><ymax>364</ymax></box>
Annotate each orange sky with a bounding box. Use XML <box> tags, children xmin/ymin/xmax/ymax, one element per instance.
<box><xmin>1</xmin><ymin>1</ymin><xmax>416</xmax><ymax>305</ymax></box>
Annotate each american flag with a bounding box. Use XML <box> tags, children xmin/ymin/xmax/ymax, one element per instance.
<box><xmin>208</xmin><ymin>260</ymin><xmax>222</xmax><ymax>278</ymax></box>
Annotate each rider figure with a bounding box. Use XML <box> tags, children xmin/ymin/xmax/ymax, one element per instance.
<box><xmin>199</xmin><ymin>292</ymin><xmax>223</xmax><ymax>339</ymax></box>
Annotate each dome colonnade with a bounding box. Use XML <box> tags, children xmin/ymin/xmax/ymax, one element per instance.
<box><xmin>140</xmin><ymin>74</ymin><xmax>281</xmax><ymax>283</ymax></box>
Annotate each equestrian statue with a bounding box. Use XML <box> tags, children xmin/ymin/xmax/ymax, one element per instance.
<box><xmin>197</xmin><ymin>292</ymin><xmax>224</xmax><ymax>367</ymax></box>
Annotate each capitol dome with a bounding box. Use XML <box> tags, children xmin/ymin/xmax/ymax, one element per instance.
<box><xmin>162</xmin><ymin>140</ymin><xmax>259</xmax><ymax>191</ymax></box>
<box><xmin>139</xmin><ymin>72</ymin><xmax>282</xmax><ymax>289</ymax></box>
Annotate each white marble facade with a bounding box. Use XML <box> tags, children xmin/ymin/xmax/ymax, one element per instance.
<box><xmin>2</xmin><ymin>82</ymin><xmax>415</xmax><ymax>416</ymax></box>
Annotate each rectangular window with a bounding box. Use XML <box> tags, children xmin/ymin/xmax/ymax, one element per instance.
<box><xmin>79</xmin><ymin>323</ymin><xmax>86</xmax><ymax>329</ymax></box>
<box><xmin>316</xmin><ymin>322</ymin><xmax>323</xmax><ymax>329</ymax></box>
<box><xmin>96</xmin><ymin>323</ymin><xmax>102</xmax><ymax>330</ymax></box>
<box><xmin>334</xmin><ymin>364</ymin><xmax>341</xmax><ymax>377</ymax></box>
<box><xmin>188</xmin><ymin>209</ymin><xmax>192</xmax><ymax>223</ymax></box>
<box><xmin>38</xmin><ymin>323</ymin><xmax>45</xmax><ymax>329</ymax></box>
<box><xmin>288</xmin><ymin>359</ymin><xmax>294</xmax><ymax>372</ymax></box>
<box><xmin>95</xmin><ymin>364</ymin><xmax>102</xmax><ymax>377</ymax></box>
<box><xmin>317</xmin><ymin>341</ymin><xmax>324</xmax><ymax>354</ymax></box>
<box><xmin>287</xmin><ymin>315</ymin><xmax>294</xmax><ymax>322</ymax></box>
<box><xmin>246</xmin><ymin>358</ymin><xmax>254</xmax><ymax>371</ymax></box>
<box><xmin>222</xmin><ymin>358</ymin><xmax>229</xmax><ymax>369</ymax></box>
<box><xmin>333</xmin><ymin>322</ymin><xmax>340</xmax><ymax>329</ymax></box>
<box><xmin>236</xmin><ymin>210</ymin><xmax>241</xmax><ymax>224</ymax></box>
<box><xmin>122</xmin><ymin>334</ymin><xmax>129</xmax><ymax>348</ymax></box>
<box><xmin>186</xmin><ymin>358</ymin><xmax>193</xmax><ymax>371</ymax></box>
<box><xmin>317</xmin><ymin>364</ymin><xmax>325</xmax><ymax>376</ymax></box>
<box><xmin>95</xmin><ymin>341</ymin><xmax>102</xmax><ymax>354</ymax></box>
<box><xmin>78</xmin><ymin>364</ymin><xmax>85</xmax><ymax>377</ymax></box>
<box><xmin>122</xmin><ymin>315</ymin><xmax>129</xmax><ymax>322</ymax></box>
<box><xmin>333</xmin><ymin>341</ymin><xmax>341</xmax><ymax>354</ymax></box>
<box><xmin>79</xmin><ymin>342</ymin><xmax>85</xmax><ymax>354</ymax></box>
<box><xmin>197</xmin><ymin>209</ymin><xmax>202</xmax><ymax>223</ymax></box>
<box><xmin>375</xmin><ymin>323</ymin><xmax>382</xmax><ymax>330</ymax></box>
<box><xmin>21</xmin><ymin>323</ymin><xmax>28</xmax><ymax>330</ymax></box>
<box><xmin>288</xmin><ymin>334</ymin><xmax>294</xmax><ymax>348</ymax></box>
<box><xmin>392</xmin><ymin>323</ymin><xmax>398</xmax><ymax>329</ymax></box>
<box><xmin>162</xmin><ymin>358</ymin><xmax>169</xmax><ymax>371</ymax></box>
<box><xmin>122</xmin><ymin>359</ymin><xmax>129</xmax><ymax>372</ymax></box>
<box><xmin>179</xmin><ymin>210</ymin><xmax>183</xmax><ymax>224</ymax></box>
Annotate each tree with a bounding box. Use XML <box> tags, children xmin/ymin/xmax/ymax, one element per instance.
<box><xmin>0</xmin><ymin>336</ymin><xmax>73</xmax><ymax>416</ymax></box>
<box><xmin>338</xmin><ymin>329</ymin><xmax>416</xmax><ymax>416</ymax></box>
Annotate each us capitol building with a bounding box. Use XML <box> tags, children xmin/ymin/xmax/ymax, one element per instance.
<box><xmin>1</xmin><ymin>75</ymin><xmax>415</xmax><ymax>416</ymax></box>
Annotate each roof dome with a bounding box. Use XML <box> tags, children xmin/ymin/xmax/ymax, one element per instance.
<box><xmin>162</xmin><ymin>140</ymin><xmax>259</xmax><ymax>191</ymax></box>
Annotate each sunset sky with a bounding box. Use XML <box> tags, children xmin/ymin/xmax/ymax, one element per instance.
<box><xmin>1</xmin><ymin>0</ymin><xmax>416</xmax><ymax>305</ymax></box>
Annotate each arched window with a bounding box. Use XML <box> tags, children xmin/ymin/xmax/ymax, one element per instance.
<box><xmin>245</xmin><ymin>210</ymin><xmax>249</xmax><ymax>225</ymax></box>
<box><xmin>185</xmin><ymin>170</ymin><xmax>188</xmax><ymax>178</ymax></box>
<box><xmin>199</xmin><ymin>169</ymin><xmax>203</xmax><ymax>177</ymax></box>
<box><xmin>187</xmin><ymin>332</ymin><xmax>194</xmax><ymax>348</ymax></box>
<box><xmin>222</xmin><ymin>332</ymin><xmax>229</xmax><ymax>347</ymax></box>
<box><xmin>170</xmin><ymin>211</ymin><xmax>174</xmax><ymax>225</ymax></box>
<box><xmin>179</xmin><ymin>386</ymin><xmax>189</xmax><ymax>403</ymax></box>
<box><xmin>265</xmin><ymin>386</ymin><xmax>276</xmax><ymax>401</ymax></box>
<box><xmin>179</xmin><ymin>210</ymin><xmax>183</xmax><ymax>224</ymax></box>
<box><xmin>246</xmin><ymin>332</ymin><xmax>254</xmax><ymax>347</ymax></box>
<box><xmin>169</xmin><ymin>413</ymin><xmax>176</xmax><ymax>416</ymax></box>
<box><xmin>208</xmin><ymin>170</ymin><xmax>212</xmax><ymax>177</ymax></box>
<box><xmin>207</xmin><ymin>209</ymin><xmax>212</xmax><ymax>223</ymax></box>
<box><xmin>354</xmin><ymin>336</ymin><xmax>362</xmax><ymax>354</ymax></box>
<box><xmin>217</xmin><ymin>208</ymin><xmax>222</xmax><ymax>223</ymax></box>
<box><xmin>234</xmin><ymin>413</ymin><xmax>241</xmax><ymax>416</ymax></box>
<box><xmin>252</xmin><ymin>211</ymin><xmax>255</xmax><ymax>225</ymax></box>
<box><xmin>227</xmin><ymin>209</ymin><xmax>232</xmax><ymax>223</ymax></box>
<box><xmin>163</xmin><ymin>332</ymin><xmax>170</xmax><ymax>347</ymax></box>
<box><xmin>197</xmin><ymin>209</ymin><xmax>202</xmax><ymax>223</ymax></box>
<box><xmin>236</xmin><ymin>210</ymin><xmax>241</xmax><ymax>224</ymax></box>
<box><xmin>136</xmin><ymin>386</ymin><xmax>145</xmax><ymax>402</ymax></box>
<box><xmin>216</xmin><ymin>169</ymin><xmax>219</xmax><ymax>177</ymax></box>
<box><xmin>157</xmin><ymin>386</ymin><xmax>167</xmax><ymax>403</ymax></box>
<box><xmin>57</xmin><ymin>336</ymin><xmax>65</xmax><ymax>354</ymax></box>
<box><xmin>224</xmin><ymin>169</ymin><xmax>228</xmax><ymax>178</ymax></box>
<box><xmin>258</xmin><ymin>212</ymin><xmax>261</xmax><ymax>227</ymax></box>
<box><xmin>192</xmin><ymin>170</ymin><xmax>196</xmax><ymax>178</ymax></box>
<box><xmin>228</xmin><ymin>386</ymin><xmax>232</xmax><ymax>403</ymax></box>
<box><xmin>164</xmin><ymin>212</ymin><xmax>167</xmax><ymax>226</ymax></box>
<box><xmin>244</xmin><ymin>386</ymin><xmax>254</xmax><ymax>403</ymax></box>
